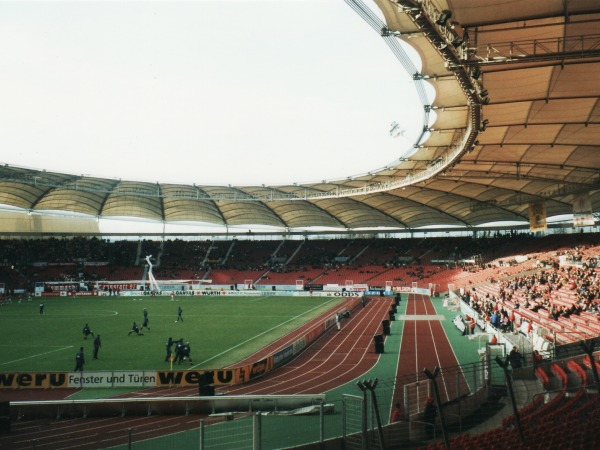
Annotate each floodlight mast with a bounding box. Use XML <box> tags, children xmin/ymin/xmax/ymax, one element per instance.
<box><xmin>145</xmin><ymin>255</ymin><xmax>161</xmax><ymax>293</ymax></box>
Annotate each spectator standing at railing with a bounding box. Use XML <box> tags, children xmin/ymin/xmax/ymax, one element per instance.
<box><xmin>509</xmin><ymin>346</ymin><xmax>523</xmax><ymax>369</ymax></box>
<box><xmin>423</xmin><ymin>397</ymin><xmax>437</xmax><ymax>439</ymax></box>
<box><xmin>490</xmin><ymin>311</ymin><xmax>500</xmax><ymax>327</ymax></box>
<box><xmin>391</xmin><ymin>403</ymin><xmax>402</xmax><ymax>423</ymax></box>
<box><xmin>533</xmin><ymin>349</ymin><xmax>543</xmax><ymax>369</ymax></box>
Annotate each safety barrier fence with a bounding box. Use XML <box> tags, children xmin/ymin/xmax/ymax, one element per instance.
<box><xmin>6</xmin><ymin>351</ymin><xmax>600</xmax><ymax>449</ymax></box>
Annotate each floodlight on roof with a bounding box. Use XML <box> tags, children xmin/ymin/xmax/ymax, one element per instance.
<box><xmin>413</xmin><ymin>72</ymin><xmax>429</xmax><ymax>80</ymax></box>
<box><xmin>451</xmin><ymin>36</ymin><xmax>464</xmax><ymax>48</ymax></box>
<box><xmin>436</xmin><ymin>10</ymin><xmax>452</xmax><ymax>26</ymax></box>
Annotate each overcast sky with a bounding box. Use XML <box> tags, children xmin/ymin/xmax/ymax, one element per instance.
<box><xmin>0</xmin><ymin>0</ymin><xmax>425</xmax><ymax>187</ymax></box>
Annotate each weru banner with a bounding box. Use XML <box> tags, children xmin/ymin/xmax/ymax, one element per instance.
<box><xmin>573</xmin><ymin>193</ymin><xmax>594</xmax><ymax>227</ymax></box>
<box><xmin>0</xmin><ymin>370</ymin><xmax>236</xmax><ymax>389</ymax></box>
<box><xmin>529</xmin><ymin>201</ymin><xmax>547</xmax><ymax>232</ymax></box>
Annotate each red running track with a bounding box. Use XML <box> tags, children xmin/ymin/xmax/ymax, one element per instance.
<box><xmin>391</xmin><ymin>293</ymin><xmax>470</xmax><ymax>419</ymax></box>
<box><xmin>222</xmin><ymin>296</ymin><xmax>392</xmax><ymax>395</ymax></box>
<box><xmin>0</xmin><ymin>297</ymin><xmax>392</xmax><ymax>449</ymax></box>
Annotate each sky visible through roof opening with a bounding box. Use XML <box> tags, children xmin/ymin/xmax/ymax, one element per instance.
<box><xmin>0</xmin><ymin>0</ymin><xmax>425</xmax><ymax>187</ymax></box>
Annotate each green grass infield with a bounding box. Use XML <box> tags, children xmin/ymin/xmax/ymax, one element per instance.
<box><xmin>0</xmin><ymin>295</ymin><xmax>344</xmax><ymax>373</ymax></box>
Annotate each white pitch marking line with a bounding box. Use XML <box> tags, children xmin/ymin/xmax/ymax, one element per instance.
<box><xmin>0</xmin><ymin>345</ymin><xmax>74</xmax><ymax>366</ymax></box>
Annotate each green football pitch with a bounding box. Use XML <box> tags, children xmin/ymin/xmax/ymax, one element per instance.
<box><xmin>0</xmin><ymin>295</ymin><xmax>345</xmax><ymax>373</ymax></box>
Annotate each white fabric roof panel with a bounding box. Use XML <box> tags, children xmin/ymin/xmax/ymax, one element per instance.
<box><xmin>0</xmin><ymin>0</ymin><xmax>598</xmax><ymax>232</ymax></box>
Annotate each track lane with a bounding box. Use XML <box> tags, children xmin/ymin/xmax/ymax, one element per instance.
<box><xmin>392</xmin><ymin>293</ymin><xmax>469</xmax><ymax>420</ymax></box>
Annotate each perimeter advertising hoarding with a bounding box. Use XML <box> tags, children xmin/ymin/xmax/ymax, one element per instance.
<box><xmin>156</xmin><ymin>369</ymin><xmax>235</xmax><ymax>387</ymax></box>
<box><xmin>68</xmin><ymin>371</ymin><xmax>151</xmax><ymax>388</ymax></box>
<box><xmin>273</xmin><ymin>345</ymin><xmax>294</xmax><ymax>369</ymax></box>
<box><xmin>0</xmin><ymin>372</ymin><xmax>69</xmax><ymax>389</ymax></box>
<box><xmin>0</xmin><ymin>370</ymin><xmax>236</xmax><ymax>388</ymax></box>
<box><xmin>234</xmin><ymin>357</ymin><xmax>273</xmax><ymax>384</ymax></box>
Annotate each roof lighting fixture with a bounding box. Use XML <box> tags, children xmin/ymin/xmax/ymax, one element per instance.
<box><xmin>435</xmin><ymin>10</ymin><xmax>452</xmax><ymax>26</ymax></box>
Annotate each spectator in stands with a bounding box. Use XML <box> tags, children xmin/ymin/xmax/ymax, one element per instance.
<box><xmin>460</xmin><ymin>316</ymin><xmax>468</xmax><ymax>336</ymax></box>
<box><xmin>509</xmin><ymin>346</ymin><xmax>523</xmax><ymax>369</ymax></box>
<box><xmin>74</xmin><ymin>347</ymin><xmax>85</xmax><ymax>371</ymax></box>
<box><xmin>93</xmin><ymin>334</ymin><xmax>101</xmax><ymax>359</ymax></box>
<box><xmin>532</xmin><ymin>350</ymin><xmax>543</xmax><ymax>369</ymax></box>
<box><xmin>469</xmin><ymin>317</ymin><xmax>476</xmax><ymax>335</ymax></box>
<box><xmin>490</xmin><ymin>311</ymin><xmax>500</xmax><ymax>327</ymax></box>
<box><xmin>423</xmin><ymin>396</ymin><xmax>437</xmax><ymax>439</ymax></box>
<box><xmin>128</xmin><ymin>321</ymin><xmax>143</xmax><ymax>336</ymax></box>
<box><xmin>391</xmin><ymin>402</ymin><xmax>402</xmax><ymax>423</ymax></box>
<box><xmin>497</xmin><ymin>310</ymin><xmax>511</xmax><ymax>331</ymax></box>
<box><xmin>83</xmin><ymin>323</ymin><xmax>94</xmax><ymax>339</ymax></box>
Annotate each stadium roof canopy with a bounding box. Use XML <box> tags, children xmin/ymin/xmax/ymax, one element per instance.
<box><xmin>0</xmin><ymin>0</ymin><xmax>598</xmax><ymax>234</ymax></box>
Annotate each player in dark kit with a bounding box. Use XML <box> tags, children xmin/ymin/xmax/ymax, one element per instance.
<box><xmin>128</xmin><ymin>321</ymin><xmax>143</xmax><ymax>336</ymax></box>
<box><xmin>175</xmin><ymin>306</ymin><xmax>183</xmax><ymax>322</ymax></box>
<box><xmin>173</xmin><ymin>338</ymin><xmax>185</xmax><ymax>364</ymax></box>
<box><xmin>165</xmin><ymin>337</ymin><xmax>173</xmax><ymax>362</ymax></box>
<box><xmin>141</xmin><ymin>315</ymin><xmax>150</xmax><ymax>331</ymax></box>
<box><xmin>74</xmin><ymin>347</ymin><xmax>85</xmax><ymax>371</ymax></box>
<box><xmin>93</xmin><ymin>334</ymin><xmax>101</xmax><ymax>359</ymax></box>
<box><xmin>179</xmin><ymin>342</ymin><xmax>193</xmax><ymax>365</ymax></box>
<box><xmin>83</xmin><ymin>323</ymin><xmax>94</xmax><ymax>339</ymax></box>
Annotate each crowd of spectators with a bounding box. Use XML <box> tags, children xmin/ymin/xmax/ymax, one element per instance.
<box><xmin>461</xmin><ymin>246</ymin><xmax>600</xmax><ymax>339</ymax></box>
<box><xmin>0</xmin><ymin>233</ymin><xmax>598</xmax><ymax>300</ymax></box>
